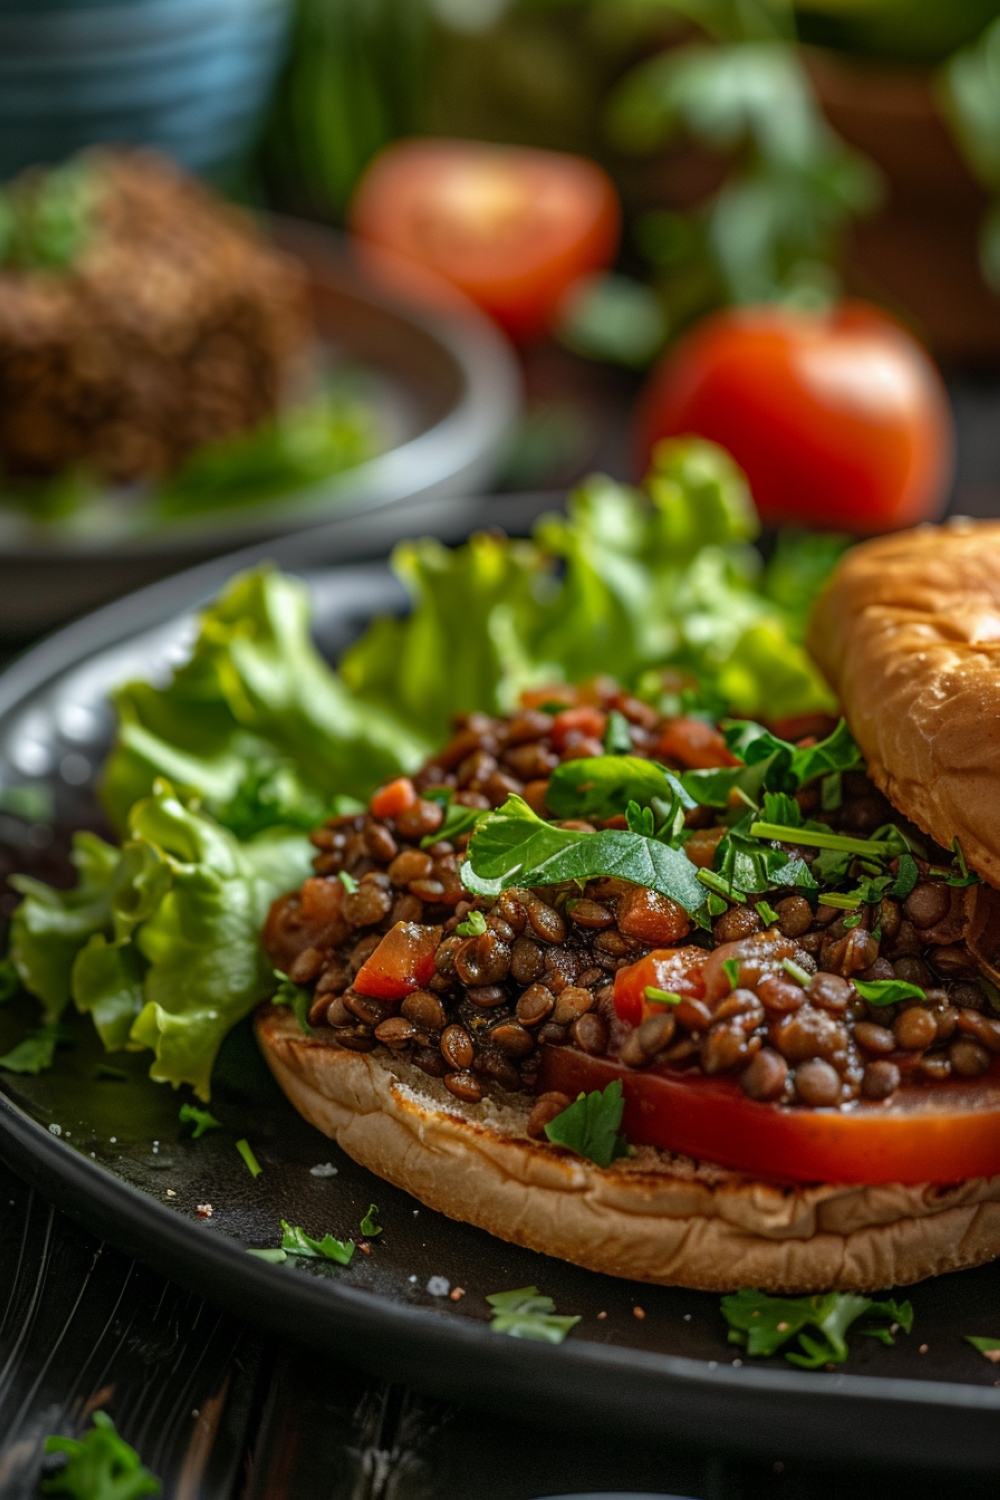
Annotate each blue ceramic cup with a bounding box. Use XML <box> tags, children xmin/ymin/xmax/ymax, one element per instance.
<box><xmin>0</xmin><ymin>0</ymin><xmax>291</xmax><ymax>180</ymax></box>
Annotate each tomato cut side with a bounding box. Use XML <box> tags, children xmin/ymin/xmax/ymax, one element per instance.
<box><xmin>539</xmin><ymin>1045</ymin><xmax>1000</xmax><ymax>1186</ymax></box>
<box><xmin>349</xmin><ymin>138</ymin><xmax>620</xmax><ymax>341</ymax></box>
<box><xmin>353</xmin><ymin>922</ymin><xmax>443</xmax><ymax>1004</ymax></box>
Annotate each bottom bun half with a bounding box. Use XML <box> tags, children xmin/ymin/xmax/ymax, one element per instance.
<box><xmin>257</xmin><ymin>1007</ymin><xmax>1000</xmax><ymax>1293</ymax></box>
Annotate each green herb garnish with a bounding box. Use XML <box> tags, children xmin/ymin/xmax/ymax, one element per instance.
<box><xmin>782</xmin><ymin>958</ymin><xmax>812</xmax><ymax>987</ymax></box>
<box><xmin>721</xmin><ymin>958</ymin><xmax>740</xmax><ymax>990</ymax></box>
<box><xmin>360</xmin><ymin>1203</ymin><xmax>382</xmax><ymax>1237</ymax></box>
<box><xmin>890</xmin><ymin>853</ymin><xmax>920</xmax><ymax>902</ymax></box>
<box><xmin>644</xmin><ymin>985</ymin><xmax>683</xmax><ymax>1006</ymax></box>
<box><xmin>236</xmin><ymin>1138</ymin><xmax>263</xmax><ymax>1178</ymax></box>
<box><xmin>455</xmin><ymin>910</ymin><xmax>488</xmax><ymax>938</ymax></box>
<box><xmin>248</xmin><ymin>1247</ymin><xmax>288</xmax><ymax>1264</ymax></box>
<box><xmin>462</xmin><ymin>795</ymin><xmax>705</xmax><ymax>913</ymax></box>
<box><xmin>280</xmin><ymin>1220</ymin><xmax>355</xmax><ymax>1265</ymax></box>
<box><xmin>853</xmin><ymin>979</ymin><xmax>926</xmax><ymax>1007</ymax></box>
<box><xmin>272</xmin><ymin>970</ymin><xmax>312</xmax><ymax>1035</ymax></box>
<box><xmin>0</xmin><ymin>1023</ymin><xmax>71</xmax><ymax>1075</ymax></box>
<box><xmin>603</xmin><ymin>709</ymin><xmax>633</xmax><ymax>755</ymax></box>
<box><xmin>0</xmin><ymin>958</ymin><xmax>20</xmax><ymax>1003</ymax></box>
<box><xmin>338</xmin><ymin>871</ymin><xmax>358</xmax><ymax>894</ymax></box>
<box><xmin>547</xmin><ymin>756</ymin><xmax>692</xmax><ymax>823</ymax></box>
<box><xmin>750</xmin><ymin>823</ymin><xmax>896</xmax><ymax>858</ymax></box>
<box><xmin>697</xmin><ymin>868</ymin><xmax>747</xmax><ymax>903</ymax></box>
<box><xmin>486</xmin><ymin>1286</ymin><xmax>581</xmax><ymax>1344</ymax></box>
<box><xmin>756</xmin><ymin>900</ymin><xmax>779</xmax><ymax>926</ymax></box>
<box><xmin>722</xmin><ymin>1288</ymin><xmax>913</xmax><ymax>1368</ymax></box>
<box><xmin>41</xmin><ymin>1410</ymin><xmax>161</xmax><ymax>1498</ymax></box>
<box><xmin>178</xmin><ymin>1102</ymin><xmax>221</xmax><ymax>1139</ymax></box>
<box><xmin>421</xmin><ymin>799</ymin><xmax>486</xmax><ymax>848</ymax></box>
<box><xmin>544</xmin><ymin>1081</ymin><xmax>630</xmax><ymax>1168</ymax></box>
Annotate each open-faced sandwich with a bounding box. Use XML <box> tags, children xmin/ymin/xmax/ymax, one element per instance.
<box><xmin>257</xmin><ymin>519</ymin><xmax>1000</xmax><ymax>1294</ymax></box>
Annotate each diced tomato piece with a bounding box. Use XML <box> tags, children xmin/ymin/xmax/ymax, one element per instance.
<box><xmin>370</xmin><ymin>778</ymin><xmax>418</xmax><ymax>820</ymax></box>
<box><xmin>551</xmin><ymin>705</ymin><xmax>607</xmax><ymax>750</ymax></box>
<box><xmin>613</xmin><ymin>946</ymin><xmax>707</xmax><ymax>1027</ymax></box>
<box><xmin>538</xmin><ymin>1045</ymin><xmax>1000</xmax><ymax>1187</ymax></box>
<box><xmin>655</xmin><ymin>718</ymin><xmax>738</xmax><ymax>770</ymax></box>
<box><xmin>768</xmin><ymin>713</ymin><xmax>840</xmax><ymax>743</ymax></box>
<box><xmin>353</xmin><ymin>922</ymin><xmax>443</xmax><ymax>1003</ymax></box>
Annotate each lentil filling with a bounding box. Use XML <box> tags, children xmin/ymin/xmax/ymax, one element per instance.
<box><xmin>262</xmin><ymin>684</ymin><xmax>1000</xmax><ymax>1136</ymax></box>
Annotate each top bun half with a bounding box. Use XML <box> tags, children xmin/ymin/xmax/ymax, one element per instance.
<box><xmin>807</xmin><ymin>520</ymin><xmax>1000</xmax><ymax>888</ymax></box>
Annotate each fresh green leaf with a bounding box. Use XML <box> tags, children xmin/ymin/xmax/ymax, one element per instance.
<box><xmin>455</xmin><ymin>910</ymin><xmax>487</xmax><ymax>938</ymax></box>
<box><xmin>360</xmin><ymin>1203</ymin><xmax>382</xmax><ymax>1237</ymax></box>
<box><xmin>462</xmin><ymin>796</ymin><xmax>705</xmax><ymax>913</ymax></box>
<box><xmin>603</xmin><ymin>709</ymin><xmax>634</xmax><ymax>754</ymax></box>
<box><xmin>853</xmin><ymin>979</ymin><xmax>927</xmax><ymax>1007</ymax></box>
<box><xmin>820</xmin><ymin>772</ymin><xmax>843</xmax><ymax>812</ymax></box>
<box><xmin>486</xmin><ymin>1286</ymin><xmax>581</xmax><ymax>1344</ymax></box>
<box><xmin>756</xmin><ymin>900</ymin><xmax>779</xmax><ymax>925</ymax></box>
<box><xmin>12</xmin><ymin>782</ymin><xmax>312</xmax><ymax>1099</ymax></box>
<box><xmin>179</xmin><ymin>1102</ymin><xmax>221</xmax><ymax>1139</ymax></box>
<box><xmin>337</xmin><ymin>871</ymin><xmax>358</xmax><ymax>895</ymax></box>
<box><xmin>842</xmin><ymin>912</ymin><xmax>862</xmax><ymax>929</ymax></box>
<box><xmin>280</xmin><ymin>1219</ymin><xmax>355</xmax><ymax>1265</ymax></box>
<box><xmin>722</xmin><ymin>1288</ymin><xmax>912</xmax><ymax>1367</ymax></box>
<box><xmin>236</xmin><ymin>1138</ymin><xmax>263</xmax><ymax>1178</ymax></box>
<box><xmin>548</xmin><ymin>756</ymin><xmax>695</xmax><ymax>826</ymax></box>
<box><xmin>421</xmin><ymin>800</ymin><xmax>486</xmax><ymax>848</ymax></box>
<box><xmin>272</xmin><ymin>970</ymin><xmax>313</xmax><ymax>1035</ymax></box>
<box><xmin>966</xmin><ymin>1336</ymin><xmax>1000</xmax><ymax>1361</ymax></box>
<box><xmin>0</xmin><ymin>1023</ymin><xmax>71</xmax><ymax>1075</ymax></box>
<box><xmin>812</xmin><ymin>847</ymin><xmax>853</xmax><ymax>885</ymax></box>
<box><xmin>543</xmin><ymin>1080</ymin><xmax>629</xmax><ymax>1168</ymax></box>
<box><xmin>890</xmin><ymin>853</ymin><xmax>920</xmax><ymax>902</ymax></box>
<box><xmin>761</xmin><ymin>790</ymin><xmax>802</xmax><ymax>828</ymax></box>
<box><xmin>722</xmin><ymin>958</ymin><xmax>740</xmax><ymax>989</ymax></box>
<box><xmin>697</xmin><ymin>868</ymin><xmax>748</xmax><ymax>902</ymax></box>
<box><xmin>42</xmin><ymin>1409</ymin><xmax>161</xmax><ymax>1498</ymax></box>
<box><xmin>101</xmin><ymin>568</ymin><xmax>425</xmax><ymax>833</ymax></box>
<box><xmin>248</xmin><ymin>1247</ymin><xmax>287</xmax><ymax>1264</ymax></box>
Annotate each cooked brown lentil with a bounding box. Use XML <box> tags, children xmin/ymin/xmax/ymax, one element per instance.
<box><xmin>262</xmin><ymin>694</ymin><xmax>997</xmax><ymax>1114</ymax></box>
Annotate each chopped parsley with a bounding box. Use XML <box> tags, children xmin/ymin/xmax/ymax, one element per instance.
<box><xmin>756</xmin><ymin>900</ymin><xmax>779</xmax><ymax>926</ymax></box>
<box><xmin>178</xmin><ymin>1102</ymin><xmax>221</xmax><ymax>1139</ymax></box>
<box><xmin>421</xmin><ymin>797</ymin><xmax>487</xmax><ymax>848</ymax></box>
<box><xmin>280</xmin><ymin>1219</ymin><xmax>355</xmax><ymax>1265</ymax></box>
<box><xmin>272</xmin><ymin>970</ymin><xmax>312</xmax><ymax>1035</ymax></box>
<box><xmin>42</xmin><ymin>1410</ymin><xmax>160</xmax><ymax>1498</ymax></box>
<box><xmin>722</xmin><ymin>1288</ymin><xmax>913</xmax><ymax>1367</ymax></box>
<box><xmin>360</xmin><ymin>1203</ymin><xmax>382</xmax><ymax>1237</ymax></box>
<box><xmin>486</xmin><ymin>1286</ymin><xmax>581</xmax><ymax>1344</ymax></box>
<box><xmin>603</xmin><ymin>709</ymin><xmax>633</xmax><ymax>755</ymax></box>
<box><xmin>455</xmin><ymin>910</ymin><xmax>487</xmax><ymax>938</ymax></box>
<box><xmin>782</xmin><ymin>958</ymin><xmax>812</xmax><ymax>987</ymax></box>
<box><xmin>853</xmin><ymin>978</ymin><xmax>927</xmax><ymax>1007</ymax></box>
<box><xmin>644</xmin><ymin>985</ymin><xmax>683</xmax><ymax>1006</ymax></box>
<box><xmin>721</xmin><ymin>958</ymin><xmax>740</xmax><ymax>990</ymax></box>
<box><xmin>890</xmin><ymin>853</ymin><xmax>920</xmax><ymax>901</ymax></box>
<box><xmin>544</xmin><ymin>1080</ymin><xmax>629</xmax><ymax>1168</ymax></box>
<box><xmin>338</xmin><ymin>870</ymin><xmax>358</xmax><ymax>894</ymax></box>
<box><xmin>236</xmin><ymin>1138</ymin><xmax>263</xmax><ymax>1178</ymax></box>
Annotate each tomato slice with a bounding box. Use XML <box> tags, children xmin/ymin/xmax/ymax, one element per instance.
<box><xmin>353</xmin><ymin>922</ymin><xmax>443</xmax><ymax>1004</ymax></box>
<box><xmin>349</xmin><ymin>138</ymin><xmax>620</xmax><ymax>341</ymax></box>
<box><xmin>538</xmin><ymin>1044</ymin><xmax>1000</xmax><ymax>1186</ymax></box>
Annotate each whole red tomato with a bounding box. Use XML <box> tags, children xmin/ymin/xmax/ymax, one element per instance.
<box><xmin>349</xmin><ymin>138</ymin><xmax>620</xmax><ymax>342</ymax></box>
<box><xmin>634</xmin><ymin>302</ymin><xmax>955</xmax><ymax>533</ymax></box>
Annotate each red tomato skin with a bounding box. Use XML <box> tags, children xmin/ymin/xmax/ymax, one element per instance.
<box><xmin>613</xmin><ymin>947</ymin><xmax>707</xmax><ymax>1027</ymax></box>
<box><xmin>353</xmin><ymin>922</ymin><xmax>443</xmax><ymax>1004</ymax></box>
<box><xmin>635</xmin><ymin>302</ymin><xmax>954</xmax><ymax>534</ymax></box>
<box><xmin>539</xmin><ymin>1046</ymin><xmax>1000</xmax><ymax>1186</ymax></box>
<box><xmin>349</xmin><ymin>138</ymin><xmax>620</xmax><ymax>341</ymax></box>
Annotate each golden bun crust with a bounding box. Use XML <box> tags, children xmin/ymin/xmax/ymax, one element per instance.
<box><xmin>257</xmin><ymin>1007</ymin><xmax>1000</xmax><ymax>1293</ymax></box>
<box><xmin>807</xmin><ymin>519</ymin><xmax>1000</xmax><ymax>887</ymax></box>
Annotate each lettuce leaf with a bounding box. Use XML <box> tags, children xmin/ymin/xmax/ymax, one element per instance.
<box><xmin>101</xmin><ymin>568</ymin><xmax>426</xmax><ymax>833</ymax></box>
<box><xmin>9</xmin><ymin>781</ymin><xmax>312</xmax><ymax>1097</ymax></box>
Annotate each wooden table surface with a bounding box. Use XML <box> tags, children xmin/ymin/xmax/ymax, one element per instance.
<box><xmin>3</xmin><ymin>364</ymin><xmax>1000</xmax><ymax>1498</ymax></box>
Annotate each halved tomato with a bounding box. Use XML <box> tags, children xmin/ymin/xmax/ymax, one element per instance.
<box><xmin>349</xmin><ymin>138</ymin><xmax>620</xmax><ymax>341</ymax></box>
<box><xmin>538</xmin><ymin>1044</ymin><xmax>1000</xmax><ymax>1186</ymax></box>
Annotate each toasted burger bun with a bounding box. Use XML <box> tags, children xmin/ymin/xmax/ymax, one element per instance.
<box><xmin>808</xmin><ymin>519</ymin><xmax>1000</xmax><ymax>890</ymax></box>
<box><xmin>257</xmin><ymin>1006</ymin><xmax>1000</xmax><ymax>1293</ymax></box>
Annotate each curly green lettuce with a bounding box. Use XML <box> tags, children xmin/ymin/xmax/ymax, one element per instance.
<box><xmin>9</xmin><ymin>780</ymin><xmax>312</xmax><ymax>1098</ymax></box>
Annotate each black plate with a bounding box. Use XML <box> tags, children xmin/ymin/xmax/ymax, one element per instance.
<box><xmin>3</xmin><ymin>514</ymin><xmax>1000</xmax><ymax>1471</ymax></box>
